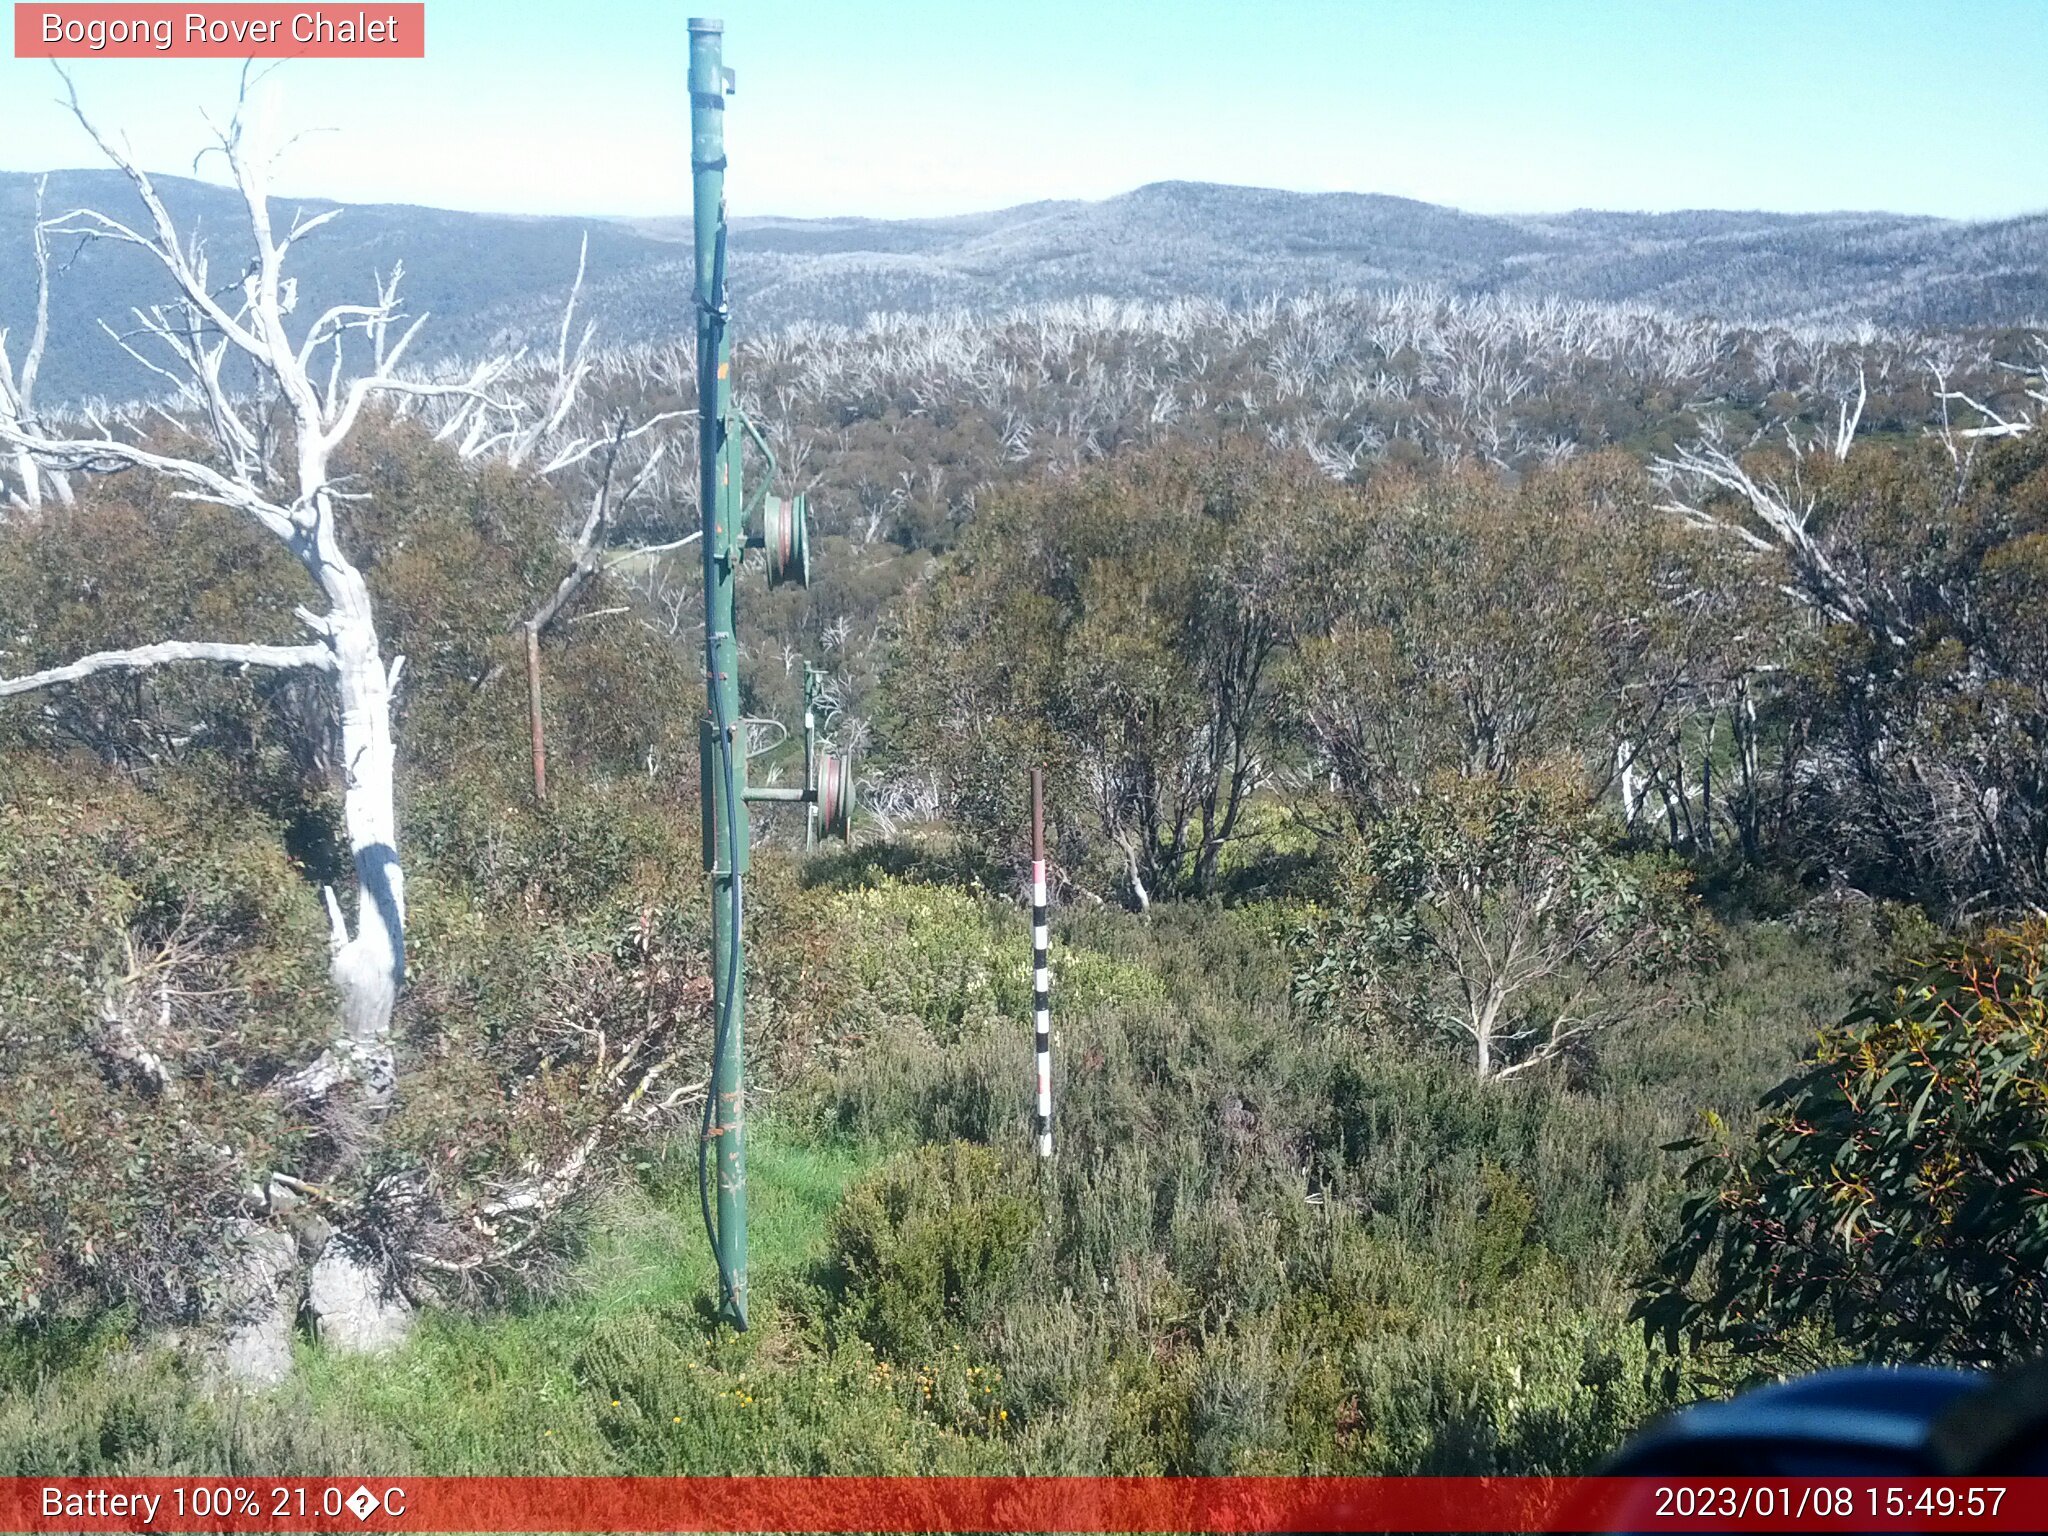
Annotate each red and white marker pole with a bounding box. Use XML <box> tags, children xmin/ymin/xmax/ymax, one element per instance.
<box><xmin>1030</xmin><ymin>768</ymin><xmax>1053</xmax><ymax>1160</ymax></box>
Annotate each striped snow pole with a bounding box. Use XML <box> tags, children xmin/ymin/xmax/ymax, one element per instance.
<box><xmin>1030</xmin><ymin>768</ymin><xmax>1053</xmax><ymax>1159</ymax></box>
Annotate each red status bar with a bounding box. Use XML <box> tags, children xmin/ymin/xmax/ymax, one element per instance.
<box><xmin>2</xmin><ymin>1477</ymin><xmax>2046</xmax><ymax>1532</ymax></box>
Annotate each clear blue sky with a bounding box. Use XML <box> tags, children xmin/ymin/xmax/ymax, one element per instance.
<box><xmin>2</xmin><ymin>0</ymin><xmax>2044</xmax><ymax>220</ymax></box>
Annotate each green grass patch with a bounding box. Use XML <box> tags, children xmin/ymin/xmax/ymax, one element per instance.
<box><xmin>0</xmin><ymin>1121</ymin><xmax>1011</xmax><ymax>1476</ymax></box>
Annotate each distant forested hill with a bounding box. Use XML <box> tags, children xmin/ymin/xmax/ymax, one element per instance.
<box><xmin>5</xmin><ymin>170</ymin><xmax>2045</xmax><ymax>400</ymax></box>
<box><xmin>716</xmin><ymin>187</ymin><xmax>2048</xmax><ymax>335</ymax></box>
<box><xmin>0</xmin><ymin>169</ymin><xmax>685</xmax><ymax>401</ymax></box>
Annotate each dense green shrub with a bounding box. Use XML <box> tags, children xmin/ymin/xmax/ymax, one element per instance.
<box><xmin>825</xmin><ymin>1143</ymin><xmax>1039</xmax><ymax>1359</ymax></box>
<box><xmin>0</xmin><ymin>758</ymin><xmax>329</xmax><ymax>1324</ymax></box>
<box><xmin>565</xmin><ymin>1308</ymin><xmax>1001</xmax><ymax>1474</ymax></box>
<box><xmin>1330</xmin><ymin>1283</ymin><xmax>1657</xmax><ymax>1473</ymax></box>
<box><xmin>405</xmin><ymin>769</ymin><xmax>698</xmax><ymax>921</ymax></box>
<box><xmin>782</xmin><ymin>873</ymin><xmax>1166</xmax><ymax>1144</ymax></box>
<box><xmin>820</xmin><ymin>875</ymin><xmax>1164</xmax><ymax>1039</ymax></box>
<box><xmin>829</xmin><ymin>881</ymin><xmax>1008</xmax><ymax>1042</ymax></box>
<box><xmin>0</xmin><ymin>1347</ymin><xmax>410</xmax><ymax>1475</ymax></box>
<box><xmin>1293</xmin><ymin>772</ymin><xmax>1707</xmax><ymax>1081</ymax></box>
<box><xmin>1637</xmin><ymin>921</ymin><xmax>2048</xmax><ymax>1381</ymax></box>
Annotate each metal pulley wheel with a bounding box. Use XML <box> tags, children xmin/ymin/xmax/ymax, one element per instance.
<box><xmin>762</xmin><ymin>493</ymin><xmax>810</xmax><ymax>589</ymax></box>
<box><xmin>816</xmin><ymin>751</ymin><xmax>853</xmax><ymax>841</ymax></box>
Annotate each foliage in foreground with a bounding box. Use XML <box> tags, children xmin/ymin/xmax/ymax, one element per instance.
<box><xmin>10</xmin><ymin>394</ymin><xmax>2041</xmax><ymax>1470</ymax></box>
<box><xmin>1636</xmin><ymin>921</ymin><xmax>2048</xmax><ymax>1383</ymax></box>
<box><xmin>786</xmin><ymin>890</ymin><xmax>1881</xmax><ymax>1473</ymax></box>
<box><xmin>0</xmin><ymin>427</ymin><xmax>726</xmax><ymax>1327</ymax></box>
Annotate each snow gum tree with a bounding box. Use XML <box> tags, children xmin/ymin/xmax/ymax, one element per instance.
<box><xmin>1290</xmin><ymin>772</ymin><xmax>1708</xmax><ymax>1083</ymax></box>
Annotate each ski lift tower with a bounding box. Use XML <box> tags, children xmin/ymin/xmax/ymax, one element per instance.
<box><xmin>689</xmin><ymin>16</ymin><xmax>852</xmax><ymax>1330</ymax></box>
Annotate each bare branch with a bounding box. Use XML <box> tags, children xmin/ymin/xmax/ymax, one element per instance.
<box><xmin>525</xmin><ymin>424</ymin><xmax>680</xmax><ymax>637</ymax></box>
<box><xmin>605</xmin><ymin>530</ymin><xmax>701</xmax><ymax>565</ymax></box>
<box><xmin>50</xmin><ymin>73</ymin><xmax>271</xmax><ymax>365</ymax></box>
<box><xmin>1652</xmin><ymin>426</ymin><xmax>1885</xmax><ymax>636</ymax></box>
<box><xmin>1833</xmin><ymin>364</ymin><xmax>1866</xmax><ymax>461</ymax></box>
<box><xmin>0</xmin><ymin>419</ymin><xmax>299</xmax><ymax>541</ymax></box>
<box><xmin>0</xmin><ymin>640</ymin><xmax>335</xmax><ymax>698</ymax></box>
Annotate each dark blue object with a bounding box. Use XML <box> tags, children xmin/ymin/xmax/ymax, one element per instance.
<box><xmin>1605</xmin><ymin>1365</ymin><xmax>1989</xmax><ymax>1474</ymax></box>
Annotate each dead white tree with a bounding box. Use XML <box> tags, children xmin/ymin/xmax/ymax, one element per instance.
<box><xmin>0</xmin><ymin>175</ymin><xmax>73</xmax><ymax>513</ymax></box>
<box><xmin>0</xmin><ymin>77</ymin><xmax>518</xmax><ymax>1368</ymax></box>
<box><xmin>517</xmin><ymin>413</ymin><xmax>687</xmax><ymax>799</ymax></box>
<box><xmin>437</xmin><ymin>237</ymin><xmax>698</xmax><ymax>800</ymax></box>
<box><xmin>1651</xmin><ymin>374</ymin><xmax>1897</xmax><ymax>642</ymax></box>
<box><xmin>1933</xmin><ymin>337</ymin><xmax>2048</xmax><ymax>441</ymax></box>
<box><xmin>506</xmin><ymin>260</ymin><xmax>695</xmax><ymax>633</ymax></box>
<box><xmin>1832</xmin><ymin>364</ymin><xmax>1868</xmax><ymax>462</ymax></box>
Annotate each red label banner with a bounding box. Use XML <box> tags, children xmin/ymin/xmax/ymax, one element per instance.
<box><xmin>0</xmin><ymin>1477</ymin><xmax>2045</xmax><ymax>1532</ymax></box>
<box><xmin>14</xmin><ymin>4</ymin><xmax>425</xmax><ymax>58</ymax></box>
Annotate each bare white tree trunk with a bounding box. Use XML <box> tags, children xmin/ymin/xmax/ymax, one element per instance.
<box><xmin>1616</xmin><ymin>738</ymin><xmax>1642</xmax><ymax>828</ymax></box>
<box><xmin>0</xmin><ymin>175</ymin><xmax>73</xmax><ymax>515</ymax></box>
<box><xmin>0</xmin><ymin>74</ymin><xmax>523</xmax><ymax>1373</ymax></box>
<box><xmin>302</xmin><ymin>578</ymin><xmax>406</xmax><ymax>1107</ymax></box>
<box><xmin>2</xmin><ymin>72</ymin><xmax>713</xmax><ymax>1378</ymax></box>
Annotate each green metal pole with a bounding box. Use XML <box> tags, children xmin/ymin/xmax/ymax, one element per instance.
<box><xmin>690</xmin><ymin>14</ymin><xmax>747</xmax><ymax>1330</ymax></box>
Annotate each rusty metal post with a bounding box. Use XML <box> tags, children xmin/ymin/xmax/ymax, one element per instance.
<box><xmin>524</xmin><ymin>623</ymin><xmax>547</xmax><ymax>802</ymax></box>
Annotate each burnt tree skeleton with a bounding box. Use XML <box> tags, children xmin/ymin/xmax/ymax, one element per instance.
<box><xmin>0</xmin><ymin>73</ymin><xmax>523</xmax><ymax>1106</ymax></box>
<box><xmin>0</xmin><ymin>73</ymin><xmax>733</xmax><ymax>1375</ymax></box>
<box><xmin>493</xmin><ymin>238</ymin><xmax>697</xmax><ymax>798</ymax></box>
<box><xmin>0</xmin><ymin>175</ymin><xmax>73</xmax><ymax>513</ymax></box>
<box><xmin>0</xmin><ymin>73</ymin><xmax>535</xmax><ymax>1369</ymax></box>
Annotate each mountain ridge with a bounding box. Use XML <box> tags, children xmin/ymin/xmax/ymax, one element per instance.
<box><xmin>4</xmin><ymin>171</ymin><xmax>2044</xmax><ymax>401</ymax></box>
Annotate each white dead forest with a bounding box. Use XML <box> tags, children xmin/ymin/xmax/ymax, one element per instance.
<box><xmin>6</xmin><ymin>73</ymin><xmax>2048</xmax><ymax>1476</ymax></box>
